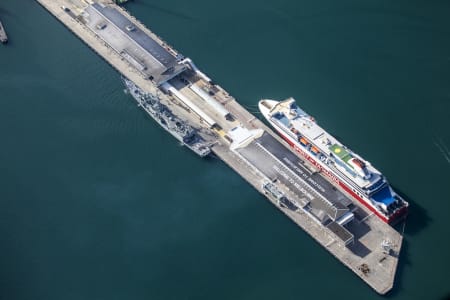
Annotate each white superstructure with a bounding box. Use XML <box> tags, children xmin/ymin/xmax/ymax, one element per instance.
<box><xmin>259</xmin><ymin>98</ymin><xmax>408</xmax><ymax>223</ymax></box>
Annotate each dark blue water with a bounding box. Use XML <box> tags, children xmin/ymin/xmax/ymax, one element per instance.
<box><xmin>1</xmin><ymin>0</ymin><xmax>449</xmax><ymax>299</ymax></box>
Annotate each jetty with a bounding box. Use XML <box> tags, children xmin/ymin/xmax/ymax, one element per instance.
<box><xmin>35</xmin><ymin>0</ymin><xmax>404</xmax><ymax>294</ymax></box>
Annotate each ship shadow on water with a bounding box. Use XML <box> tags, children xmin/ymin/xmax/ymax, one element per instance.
<box><xmin>385</xmin><ymin>186</ymin><xmax>429</xmax><ymax>298</ymax></box>
<box><xmin>393</xmin><ymin>185</ymin><xmax>431</xmax><ymax>236</ymax></box>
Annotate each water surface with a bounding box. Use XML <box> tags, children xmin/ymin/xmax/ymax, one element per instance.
<box><xmin>1</xmin><ymin>0</ymin><xmax>449</xmax><ymax>299</ymax></box>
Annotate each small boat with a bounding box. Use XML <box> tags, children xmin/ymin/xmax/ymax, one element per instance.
<box><xmin>0</xmin><ymin>21</ymin><xmax>8</xmax><ymax>44</ymax></box>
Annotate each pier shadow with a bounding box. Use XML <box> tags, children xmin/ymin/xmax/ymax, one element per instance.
<box><xmin>384</xmin><ymin>238</ymin><xmax>411</xmax><ymax>298</ymax></box>
<box><xmin>392</xmin><ymin>185</ymin><xmax>431</xmax><ymax>237</ymax></box>
<box><xmin>439</xmin><ymin>293</ymin><xmax>450</xmax><ymax>300</ymax></box>
<box><xmin>384</xmin><ymin>187</ymin><xmax>429</xmax><ymax>298</ymax></box>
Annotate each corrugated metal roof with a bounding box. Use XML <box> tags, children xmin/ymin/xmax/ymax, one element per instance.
<box><xmin>92</xmin><ymin>3</ymin><xmax>177</xmax><ymax>68</ymax></box>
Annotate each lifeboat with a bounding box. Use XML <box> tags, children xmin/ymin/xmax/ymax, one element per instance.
<box><xmin>310</xmin><ymin>146</ymin><xmax>320</xmax><ymax>155</ymax></box>
<box><xmin>299</xmin><ymin>137</ymin><xmax>309</xmax><ymax>146</ymax></box>
<box><xmin>352</xmin><ymin>158</ymin><xmax>366</xmax><ymax>169</ymax></box>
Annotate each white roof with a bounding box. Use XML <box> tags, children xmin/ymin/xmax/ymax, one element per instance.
<box><xmin>228</xmin><ymin>126</ymin><xmax>264</xmax><ymax>150</ymax></box>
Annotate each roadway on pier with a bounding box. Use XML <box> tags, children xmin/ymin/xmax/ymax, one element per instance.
<box><xmin>238</xmin><ymin>132</ymin><xmax>352</xmax><ymax>210</ymax></box>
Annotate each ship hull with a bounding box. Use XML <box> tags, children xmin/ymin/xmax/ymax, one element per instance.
<box><xmin>123</xmin><ymin>78</ymin><xmax>211</xmax><ymax>157</ymax></box>
<box><xmin>264</xmin><ymin>115</ymin><xmax>407</xmax><ymax>224</ymax></box>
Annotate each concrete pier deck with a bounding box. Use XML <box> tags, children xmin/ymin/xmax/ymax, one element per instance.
<box><xmin>35</xmin><ymin>0</ymin><xmax>403</xmax><ymax>294</ymax></box>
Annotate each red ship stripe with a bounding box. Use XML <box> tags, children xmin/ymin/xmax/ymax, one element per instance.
<box><xmin>271</xmin><ymin>125</ymin><xmax>403</xmax><ymax>223</ymax></box>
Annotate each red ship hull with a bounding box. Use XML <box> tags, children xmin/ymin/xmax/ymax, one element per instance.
<box><xmin>274</xmin><ymin>128</ymin><xmax>407</xmax><ymax>224</ymax></box>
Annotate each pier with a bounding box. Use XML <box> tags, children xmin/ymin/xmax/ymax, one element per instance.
<box><xmin>36</xmin><ymin>0</ymin><xmax>403</xmax><ymax>294</ymax></box>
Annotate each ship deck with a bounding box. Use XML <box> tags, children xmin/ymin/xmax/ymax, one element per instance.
<box><xmin>271</xmin><ymin>103</ymin><xmax>383</xmax><ymax>189</ymax></box>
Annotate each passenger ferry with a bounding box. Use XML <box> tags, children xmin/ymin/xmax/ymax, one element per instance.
<box><xmin>259</xmin><ymin>98</ymin><xmax>408</xmax><ymax>224</ymax></box>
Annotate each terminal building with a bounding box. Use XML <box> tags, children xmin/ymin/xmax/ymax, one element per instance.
<box><xmin>84</xmin><ymin>3</ymin><xmax>186</xmax><ymax>85</ymax></box>
<box><xmin>233</xmin><ymin>131</ymin><xmax>355</xmax><ymax>246</ymax></box>
<box><xmin>80</xmin><ymin>2</ymin><xmax>234</xmax><ymax>130</ymax></box>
